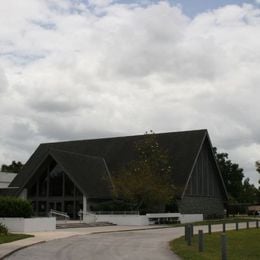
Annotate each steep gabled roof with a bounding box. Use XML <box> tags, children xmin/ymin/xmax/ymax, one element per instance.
<box><xmin>10</xmin><ymin>129</ymin><xmax>211</xmax><ymax>197</ymax></box>
<box><xmin>181</xmin><ymin>133</ymin><xmax>228</xmax><ymax>200</ymax></box>
<box><xmin>49</xmin><ymin>149</ymin><xmax>113</xmax><ymax>198</ymax></box>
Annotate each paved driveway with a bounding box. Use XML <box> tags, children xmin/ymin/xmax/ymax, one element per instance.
<box><xmin>6</xmin><ymin>228</ymin><xmax>182</xmax><ymax>260</ymax></box>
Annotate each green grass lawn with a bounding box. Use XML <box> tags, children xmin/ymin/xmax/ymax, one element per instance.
<box><xmin>170</xmin><ymin>228</ymin><xmax>260</xmax><ymax>260</ymax></box>
<box><xmin>0</xmin><ymin>234</ymin><xmax>33</xmax><ymax>244</ymax></box>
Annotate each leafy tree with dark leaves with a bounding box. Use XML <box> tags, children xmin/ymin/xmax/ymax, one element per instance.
<box><xmin>240</xmin><ymin>178</ymin><xmax>258</xmax><ymax>203</ymax></box>
<box><xmin>213</xmin><ymin>147</ymin><xmax>244</xmax><ymax>202</ymax></box>
<box><xmin>1</xmin><ymin>161</ymin><xmax>23</xmax><ymax>173</ymax></box>
<box><xmin>112</xmin><ymin>131</ymin><xmax>175</xmax><ymax>212</ymax></box>
<box><xmin>256</xmin><ymin>161</ymin><xmax>260</xmax><ymax>182</ymax></box>
<box><xmin>256</xmin><ymin>161</ymin><xmax>260</xmax><ymax>203</ymax></box>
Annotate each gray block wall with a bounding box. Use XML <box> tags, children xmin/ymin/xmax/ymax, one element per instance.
<box><xmin>178</xmin><ymin>196</ymin><xmax>224</xmax><ymax>218</ymax></box>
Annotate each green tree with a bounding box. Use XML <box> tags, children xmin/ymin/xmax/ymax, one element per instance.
<box><xmin>256</xmin><ymin>161</ymin><xmax>260</xmax><ymax>182</ymax></box>
<box><xmin>112</xmin><ymin>131</ymin><xmax>175</xmax><ymax>212</ymax></box>
<box><xmin>240</xmin><ymin>178</ymin><xmax>258</xmax><ymax>203</ymax></box>
<box><xmin>256</xmin><ymin>160</ymin><xmax>260</xmax><ymax>203</ymax></box>
<box><xmin>213</xmin><ymin>148</ymin><xmax>244</xmax><ymax>202</ymax></box>
<box><xmin>1</xmin><ymin>161</ymin><xmax>23</xmax><ymax>173</ymax></box>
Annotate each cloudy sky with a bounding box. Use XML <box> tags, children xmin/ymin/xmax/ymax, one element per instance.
<box><xmin>0</xmin><ymin>0</ymin><xmax>260</xmax><ymax>186</ymax></box>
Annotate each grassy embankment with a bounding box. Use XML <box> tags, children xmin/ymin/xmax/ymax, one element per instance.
<box><xmin>170</xmin><ymin>228</ymin><xmax>260</xmax><ymax>260</ymax></box>
<box><xmin>0</xmin><ymin>234</ymin><xmax>33</xmax><ymax>244</ymax></box>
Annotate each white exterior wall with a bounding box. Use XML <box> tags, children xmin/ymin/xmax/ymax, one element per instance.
<box><xmin>179</xmin><ymin>214</ymin><xmax>203</xmax><ymax>223</ymax></box>
<box><xmin>95</xmin><ymin>215</ymin><xmax>150</xmax><ymax>226</ymax></box>
<box><xmin>146</xmin><ymin>213</ymin><xmax>181</xmax><ymax>218</ymax></box>
<box><xmin>92</xmin><ymin>213</ymin><xmax>203</xmax><ymax>225</ymax></box>
<box><xmin>83</xmin><ymin>213</ymin><xmax>97</xmax><ymax>224</ymax></box>
<box><xmin>0</xmin><ymin>217</ymin><xmax>56</xmax><ymax>232</ymax></box>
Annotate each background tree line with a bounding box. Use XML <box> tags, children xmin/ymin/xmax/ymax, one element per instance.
<box><xmin>214</xmin><ymin>148</ymin><xmax>259</xmax><ymax>204</ymax></box>
<box><xmin>1</xmin><ymin>161</ymin><xmax>23</xmax><ymax>173</ymax></box>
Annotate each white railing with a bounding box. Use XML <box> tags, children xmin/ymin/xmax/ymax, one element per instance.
<box><xmin>94</xmin><ymin>211</ymin><xmax>140</xmax><ymax>215</ymax></box>
<box><xmin>49</xmin><ymin>209</ymin><xmax>70</xmax><ymax>222</ymax></box>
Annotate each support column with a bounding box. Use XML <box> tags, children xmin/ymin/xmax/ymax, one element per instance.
<box><xmin>46</xmin><ymin>166</ymin><xmax>50</xmax><ymax>212</ymax></box>
<box><xmin>83</xmin><ymin>195</ymin><xmax>93</xmax><ymax>223</ymax></box>
<box><xmin>83</xmin><ymin>195</ymin><xmax>88</xmax><ymax>214</ymax></box>
<box><xmin>36</xmin><ymin>178</ymin><xmax>39</xmax><ymax>215</ymax></box>
<box><xmin>62</xmin><ymin>172</ymin><xmax>65</xmax><ymax>212</ymax></box>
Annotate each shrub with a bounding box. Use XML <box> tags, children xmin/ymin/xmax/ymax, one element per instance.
<box><xmin>0</xmin><ymin>223</ymin><xmax>8</xmax><ymax>235</ymax></box>
<box><xmin>0</xmin><ymin>197</ymin><xmax>33</xmax><ymax>218</ymax></box>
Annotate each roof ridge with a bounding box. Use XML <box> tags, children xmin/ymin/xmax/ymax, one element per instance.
<box><xmin>49</xmin><ymin>148</ymin><xmax>105</xmax><ymax>161</ymax></box>
<box><xmin>41</xmin><ymin>129</ymin><xmax>208</xmax><ymax>146</ymax></box>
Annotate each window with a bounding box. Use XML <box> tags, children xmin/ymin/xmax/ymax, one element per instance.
<box><xmin>28</xmin><ymin>183</ymin><xmax>37</xmax><ymax>197</ymax></box>
<box><xmin>39</xmin><ymin>171</ymin><xmax>47</xmax><ymax>196</ymax></box>
<box><xmin>49</xmin><ymin>165</ymin><xmax>63</xmax><ymax>196</ymax></box>
<box><xmin>65</xmin><ymin>174</ymin><xmax>74</xmax><ymax>196</ymax></box>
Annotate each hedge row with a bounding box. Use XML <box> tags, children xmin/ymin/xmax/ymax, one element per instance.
<box><xmin>0</xmin><ymin>197</ymin><xmax>32</xmax><ymax>218</ymax></box>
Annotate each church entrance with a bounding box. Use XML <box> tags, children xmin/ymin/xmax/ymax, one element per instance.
<box><xmin>26</xmin><ymin>156</ymin><xmax>83</xmax><ymax>219</ymax></box>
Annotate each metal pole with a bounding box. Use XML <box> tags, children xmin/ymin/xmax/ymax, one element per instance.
<box><xmin>208</xmin><ymin>223</ymin><xmax>212</xmax><ymax>234</ymax></box>
<box><xmin>236</xmin><ymin>222</ymin><xmax>238</xmax><ymax>231</ymax></box>
<box><xmin>221</xmin><ymin>233</ymin><xmax>227</xmax><ymax>260</ymax></box>
<box><xmin>223</xmin><ymin>223</ymin><xmax>226</xmax><ymax>233</ymax></box>
<box><xmin>191</xmin><ymin>224</ymin><xmax>194</xmax><ymax>237</ymax></box>
<box><xmin>256</xmin><ymin>220</ymin><xmax>259</xmax><ymax>229</ymax></box>
<box><xmin>185</xmin><ymin>225</ymin><xmax>188</xmax><ymax>241</ymax></box>
<box><xmin>187</xmin><ymin>225</ymin><xmax>192</xmax><ymax>246</ymax></box>
<box><xmin>247</xmin><ymin>221</ymin><xmax>249</xmax><ymax>229</ymax></box>
<box><xmin>198</xmin><ymin>230</ymin><xmax>204</xmax><ymax>252</ymax></box>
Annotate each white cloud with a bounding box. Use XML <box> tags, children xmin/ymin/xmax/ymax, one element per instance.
<box><xmin>0</xmin><ymin>67</ymin><xmax>8</xmax><ymax>93</ymax></box>
<box><xmin>0</xmin><ymin>1</ymin><xmax>260</xmax><ymax>186</ymax></box>
<box><xmin>88</xmin><ymin>0</ymin><xmax>115</xmax><ymax>7</ymax></box>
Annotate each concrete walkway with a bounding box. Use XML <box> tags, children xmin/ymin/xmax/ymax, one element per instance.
<box><xmin>1</xmin><ymin>221</ymin><xmax>259</xmax><ymax>259</ymax></box>
<box><xmin>0</xmin><ymin>225</ymin><xmax>168</xmax><ymax>259</ymax></box>
<box><xmin>6</xmin><ymin>228</ymin><xmax>182</xmax><ymax>260</ymax></box>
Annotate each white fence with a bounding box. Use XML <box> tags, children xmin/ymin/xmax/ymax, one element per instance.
<box><xmin>0</xmin><ymin>217</ymin><xmax>56</xmax><ymax>232</ymax></box>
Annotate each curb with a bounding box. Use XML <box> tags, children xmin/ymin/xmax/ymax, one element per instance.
<box><xmin>90</xmin><ymin>225</ymin><xmax>175</xmax><ymax>235</ymax></box>
<box><xmin>0</xmin><ymin>241</ymin><xmax>46</xmax><ymax>260</ymax></box>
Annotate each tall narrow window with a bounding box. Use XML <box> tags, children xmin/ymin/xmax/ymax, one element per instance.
<box><xmin>49</xmin><ymin>164</ymin><xmax>63</xmax><ymax>196</ymax></box>
<box><xmin>64</xmin><ymin>174</ymin><xmax>74</xmax><ymax>196</ymax></box>
<box><xmin>39</xmin><ymin>170</ymin><xmax>47</xmax><ymax>197</ymax></box>
<box><xmin>28</xmin><ymin>182</ymin><xmax>37</xmax><ymax>197</ymax></box>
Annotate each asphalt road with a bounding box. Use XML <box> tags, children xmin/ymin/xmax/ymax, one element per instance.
<box><xmin>6</xmin><ymin>228</ymin><xmax>182</xmax><ymax>260</ymax></box>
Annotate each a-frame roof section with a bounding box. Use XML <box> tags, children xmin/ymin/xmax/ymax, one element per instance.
<box><xmin>50</xmin><ymin>149</ymin><xmax>113</xmax><ymax>199</ymax></box>
<box><xmin>181</xmin><ymin>132</ymin><xmax>228</xmax><ymax>200</ymax></box>
<box><xmin>10</xmin><ymin>129</ymin><xmax>208</xmax><ymax>197</ymax></box>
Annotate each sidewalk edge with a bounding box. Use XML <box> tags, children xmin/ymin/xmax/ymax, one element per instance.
<box><xmin>0</xmin><ymin>241</ymin><xmax>46</xmax><ymax>260</ymax></box>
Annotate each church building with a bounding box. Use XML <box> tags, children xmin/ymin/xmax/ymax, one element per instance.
<box><xmin>6</xmin><ymin>129</ymin><xmax>228</xmax><ymax>219</ymax></box>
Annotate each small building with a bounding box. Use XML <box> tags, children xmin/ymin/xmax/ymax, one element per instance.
<box><xmin>248</xmin><ymin>205</ymin><xmax>260</xmax><ymax>215</ymax></box>
<box><xmin>0</xmin><ymin>172</ymin><xmax>17</xmax><ymax>188</ymax></box>
<box><xmin>6</xmin><ymin>129</ymin><xmax>228</xmax><ymax>219</ymax></box>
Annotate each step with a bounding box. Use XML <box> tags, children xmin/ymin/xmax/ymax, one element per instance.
<box><xmin>56</xmin><ymin>222</ymin><xmax>116</xmax><ymax>229</ymax></box>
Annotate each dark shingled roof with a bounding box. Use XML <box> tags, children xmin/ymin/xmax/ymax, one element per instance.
<box><xmin>10</xmin><ymin>129</ymin><xmax>209</xmax><ymax>198</ymax></box>
<box><xmin>49</xmin><ymin>149</ymin><xmax>113</xmax><ymax>198</ymax></box>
